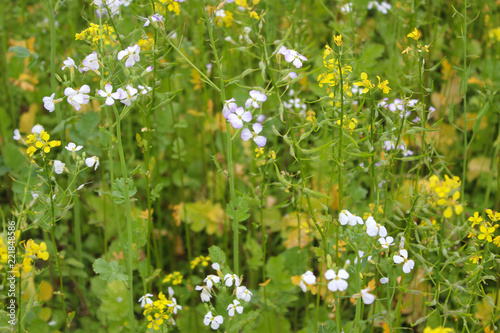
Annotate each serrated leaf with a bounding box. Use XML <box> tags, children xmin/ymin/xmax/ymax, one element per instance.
<box><xmin>226</xmin><ymin>196</ymin><xmax>250</xmax><ymax>222</ymax></box>
<box><xmin>112</xmin><ymin>177</ymin><xmax>137</xmax><ymax>205</ymax></box>
<box><xmin>93</xmin><ymin>258</ymin><xmax>128</xmax><ymax>283</ymax></box>
<box><xmin>151</xmin><ymin>183</ymin><xmax>164</xmax><ymax>202</ymax></box>
<box><xmin>208</xmin><ymin>245</ymin><xmax>226</xmax><ymax>265</ymax></box>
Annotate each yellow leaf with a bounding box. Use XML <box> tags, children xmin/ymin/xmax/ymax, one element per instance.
<box><xmin>259</xmin><ymin>278</ymin><xmax>271</xmax><ymax>287</ymax></box>
<box><xmin>467</xmin><ymin>157</ymin><xmax>492</xmax><ymax>181</ymax></box>
<box><xmin>19</xmin><ymin>104</ymin><xmax>38</xmax><ymax>133</ymax></box>
<box><xmin>38</xmin><ymin>280</ymin><xmax>54</xmax><ymax>301</ymax></box>
<box><xmin>38</xmin><ymin>307</ymin><xmax>52</xmax><ymax>322</ymax></box>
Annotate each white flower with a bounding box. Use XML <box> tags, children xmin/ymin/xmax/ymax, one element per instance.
<box><xmin>117</xmin><ymin>85</ymin><xmax>138</xmax><ymax>106</ymax></box>
<box><xmin>339</xmin><ymin>210</ymin><xmax>363</xmax><ymax>226</ymax></box>
<box><xmin>65</xmin><ymin>142</ymin><xmax>83</xmax><ymax>152</ymax></box>
<box><xmin>61</xmin><ymin>57</ymin><xmax>76</xmax><ymax>71</ymax></box>
<box><xmin>65</xmin><ymin>85</ymin><xmax>90</xmax><ymax>111</ymax></box>
<box><xmin>399</xmin><ymin>236</ymin><xmax>405</xmax><ymax>250</ymax></box>
<box><xmin>277</xmin><ymin>45</ymin><xmax>289</xmax><ymax>56</ymax></box>
<box><xmin>168</xmin><ymin>287</ymin><xmax>174</xmax><ymax>298</ymax></box>
<box><xmin>224</xmin><ymin>273</ymin><xmax>240</xmax><ymax>287</ymax></box>
<box><xmin>354</xmin><ymin>250</ymin><xmax>372</xmax><ymax>265</ymax></box>
<box><xmin>376</xmin><ymin>1</ymin><xmax>391</xmax><ymax>14</ymax></box>
<box><xmin>203</xmin><ymin>311</ymin><xmax>223</xmax><ymax>330</ymax></box>
<box><xmin>378</xmin><ymin>236</ymin><xmax>395</xmax><ymax>249</ymax></box>
<box><xmin>256</xmin><ymin>114</ymin><xmax>266</xmax><ymax>123</ymax></box>
<box><xmin>340</xmin><ymin>2</ymin><xmax>353</xmax><ymax>13</ymax></box>
<box><xmin>228</xmin><ymin>107</ymin><xmax>252</xmax><ymax>129</ymax></box>
<box><xmin>117</xmin><ymin>45</ymin><xmax>141</xmax><ymax>68</ymax></box>
<box><xmin>167</xmin><ymin>297</ymin><xmax>182</xmax><ymax>314</ymax></box>
<box><xmin>137</xmin><ymin>85</ymin><xmax>152</xmax><ymax>95</ymax></box>
<box><xmin>245</xmin><ymin>90</ymin><xmax>267</xmax><ymax>109</ymax></box>
<box><xmin>85</xmin><ymin>156</ymin><xmax>100</xmax><ymax>170</ymax></box>
<box><xmin>361</xmin><ymin>288</ymin><xmax>375</xmax><ymax>305</ymax></box>
<box><xmin>365</xmin><ymin>216</ymin><xmax>387</xmax><ymax>237</ymax></box>
<box><xmin>53</xmin><ymin>160</ymin><xmax>65</xmax><ymax>174</ymax></box>
<box><xmin>325</xmin><ymin>269</ymin><xmax>349</xmax><ymax>292</ymax></box>
<box><xmin>203</xmin><ymin>275</ymin><xmax>221</xmax><ymax>289</ymax></box>
<box><xmin>223</xmin><ymin>98</ymin><xmax>238</xmax><ymax>119</ymax></box>
<box><xmin>299</xmin><ymin>271</ymin><xmax>316</xmax><ymax>292</ymax></box>
<box><xmin>236</xmin><ymin>286</ymin><xmax>252</xmax><ymax>302</ymax></box>
<box><xmin>80</xmin><ymin>52</ymin><xmax>99</xmax><ymax>73</ymax></box>
<box><xmin>282</xmin><ymin>72</ymin><xmax>298</xmax><ymax>81</ymax></box>
<box><xmin>227</xmin><ymin>300</ymin><xmax>244</xmax><ymax>317</ymax></box>
<box><xmin>13</xmin><ymin>129</ymin><xmax>21</xmax><ymax>141</ymax></box>
<box><xmin>380</xmin><ymin>277</ymin><xmax>389</xmax><ymax>284</ymax></box>
<box><xmin>212</xmin><ymin>263</ymin><xmax>220</xmax><ymax>271</ymax></box>
<box><xmin>98</xmin><ymin>83</ymin><xmax>121</xmax><ymax>106</ymax></box>
<box><xmin>43</xmin><ymin>93</ymin><xmax>57</xmax><ymax>112</ymax></box>
<box><xmin>393</xmin><ymin>249</ymin><xmax>415</xmax><ymax>274</ymax></box>
<box><xmin>138</xmin><ymin>293</ymin><xmax>154</xmax><ymax>308</ymax></box>
<box><xmin>241</xmin><ymin>123</ymin><xmax>267</xmax><ymax>147</ymax></box>
<box><xmin>32</xmin><ymin>124</ymin><xmax>44</xmax><ymax>134</ymax></box>
<box><xmin>215</xmin><ymin>9</ymin><xmax>226</xmax><ymax>17</ymax></box>
<box><xmin>284</xmin><ymin>50</ymin><xmax>307</xmax><ymax>68</ymax></box>
<box><xmin>195</xmin><ymin>285</ymin><xmax>212</xmax><ymax>302</ymax></box>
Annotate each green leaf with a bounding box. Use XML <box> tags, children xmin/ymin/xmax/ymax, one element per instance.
<box><xmin>112</xmin><ymin>178</ymin><xmax>137</xmax><ymax>205</ymax></box>
<box><xmin>151</xmin><ymin>183</ymin><xmax>164</xmax><ymax>202</ymax></box>
<box><xmin>93</xmin><ymin>258</ymin><xmax>128</xmax><ymax>283</ymax></box>
<box><xmin>226</xmin><ymin>196</ymin><xmax>250</xmax><ymax>222</ymax></box>
<box><xmin>208</xmin><ymin>245</ymin><xmax>226</xmax><ymax>266</ymax></box>
<box><xmin>8</xmin><ymin>46</ymin><xmax>31</xmax><ymax>58</ymax></box>
<box><xmin>70</xmin><ymin>112</ymin><xmax>100</xmax><ymax>144</ymax></box>
<box><xmin>229</xmin><ymin>310</ymin><xmax>260</xmax><ymax>332</ymax></box>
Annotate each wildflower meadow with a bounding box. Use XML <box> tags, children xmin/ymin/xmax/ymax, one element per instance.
<box><xmin>1</xmin><ymin>0</ymin><xmax>500</xmax><ymax>332</ymax></box>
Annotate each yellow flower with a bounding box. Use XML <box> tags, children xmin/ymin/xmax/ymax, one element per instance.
<box><xmin>26</xmin><ymin>130</ymin><xmax>61</xmax><ymax>157</ymax></box>
<box><xmin>493</xmin><ymin>236</ymin><xmax>500</xmax><ymax>247</ymax></box>
<box><xmin>167</xmin><ymin>2</ymin><xmax>181</xmax><ymax>15</ymax></box>
<box><xmin>255</xmin><ymin>147</ymin><xmax>264</xmax><ymax>157</ymax></box>
<box><xmin>407</xmin><ymin>28</ymin><xmax>422</xmax><ymax>40</ymax></box>
<box><xmin>469</xmin><ymin>255</ymin><xmax>482</xmax><ymax>264</ymax></box>
<box><xmin>402</xmin><ymin>46</ymin><xmax>412</xmax><ymax>54</ymax></box>
<box><xmin>468</xmin><ymin>212</ymin><xmax>483</xmax><ymax>228</ymax></box>
<box><xmin>377</xmin><ymin>76</ymin><xmax>391</xmax><ymax>94</ymax></box>
<box><xmin>486</xmin><ymin>209</ymin><xmax>500</xmax><ymax>222</ymax></box>
<box><xmin>249</xmin><ymin>11</ymin><xmax>259</xmax><ymax>20</ymax></box>
<box><xmin>353</xmin><ymin>72</ymin><xmax>374</xmax><ymax>94</ymax></box>
<box><xmin>478</xmin><ymin>225</ymin><xmax>495</xmax><ymax>242</ymax></box>
<box><xmin>334</xmin><ymin>35</ymin><xmax>343</xmax><ymax>46</ymax></box>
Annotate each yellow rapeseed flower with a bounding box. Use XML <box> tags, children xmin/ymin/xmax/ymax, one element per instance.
<box><xmin>407</xmin><ymin>28</ymin><xmax>422</xmax><ymax>40</ymax></box>
<box><xmin>377</xmin><ymin>76</ymin><xmax>391</xmax><ymax>94</ymax></box>
<box><xmin>334</xmin><ymin>35</ymin><xmax>343</xmax><ymax>46</ymax></box>
<box><xmin>478</xmin><ymin>225</ymin><xmax>495</xmax><ymax>242</ymax></box>
<box><xmin>353</xmin><ymin>72</ymin><xmax>374</xmax><ymax>94</ymax></box>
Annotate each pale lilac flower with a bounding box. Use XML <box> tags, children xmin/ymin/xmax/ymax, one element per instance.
<box><xmin>245</xmin><ymin>90</ymin><xmax>267</xmax><ymax>108</ymax></box>
<box><xmin>13</xmin><ymin>129</ymin><xmax>21</xmax><ymax>141</ymax></box>
<box><xmin>299</xmin><ymin>271</ymin><xmax>316</xmax><ymax>292</ymax></box>
<box><xmin>256</xmin><ymin>114</ymin><xmax>266</xmax><ymax>123</ymax></box>
<box><xmin>412</xmin><ymin>116</ymin><xmax>421</xmax><ymax>123</ymax></box>
<box><xmin>80</xmin><ymin>52</ymin><xmax>99</xmax><ymax>73</ymax></box>
<box><xmin>393</xmin><ymin>249</ymin><xmax>415</xmax><ymax>274</ymax></box>
<box><xmin>32</xmin><ymin>125</ymin><xmax>44</xmax><ymax>134</ymax></box>
<box><xmin>146</xmin><ymin>66</ymin><xmax>154</xmax><ymax>73</ymax></box>
<box><xmin>228</xmin><ymin>107</ymin><xmax>252</xmax><ymax>129</ymax></box>
<box><xmin>167</xmin><ymin>297</ymin><xmax>182</xmax><ymax>314</ymax></box>
<box><xmin>43</xmin><ymin>93</ymin><xmax>57</xmax><ymax>112</ymax></box>
<box><xmin>65</xmin><ymin>142</ymin><xmax>83</xmax><ymax>152</ymax></box>
<box><xmin>65</xmin><ymin>85</ymin><xmax>90</xmax><ymax>111</ymax></box>
<box><xmin>203</xmin><ymin>311</ymin><xmax>223</xmax><ymax>330</ymax></box>
<box><xmin>361</xmin><ymin>288</ymin><xmax>375</xmax><ymax>304</ymax></box>
<box><xmin>223</xmin><ymin>98</ymin><xmax>238</xmax><ymax>119</ymax></box>
<box><xmin>384</xmin><ymin>140</ymin><xmax>395</xmax><ymax>151</ymax></box>
<box><xmin>284</xmin><ymin>50</ymin><xmax>307</xmax><ymax>68</ymax></box>
<box><xmin>224</xmin><ymin>273</ymin><xmax>240</xmax><ymax>287</ymax></box>
<box><xmin>277</xmin><ymin>45</ymin><xmax>289</xmax><ymax>56</ymax></box>
<box><xmin>227</xmin><ymin>300</ymin><xmax>244</xmax><ymax>317</ymax></box>
<box><xmin>203</xmin><ymin>275</ymin><xmax>220</xmax><ymax>289</ymax></box>
<box><xmin>325</xmin><ymin>269</ymin><xmax>349</xmax><ymax>292</ymax></box>
<box><xmin>236</xmin><ymin>286</ymin><xmax>252</xmax><ymax>302</ymax></box>
<box><xmin>365</xmin><ymin>216</ymin><xmax>387</xmax><ymax>237</ymax></box>
<box><xmin>241</xmin><ymin>123</ymin><xmax>267</xmax><ymax>147</ymax></box>
<box><xmin>117</xmin><ymin>45</ymin><xmax>141</xmax><ymax>68</ymax></box>
<box><xmin>378</xmin><ymin>236</ymin><xmax>395</xmax><ymax>249</ymax></box>
<box><xmin>61</xmin><ymin>57</ymin><xmax>76</xmax><ymax>71</ymax></box>
<box><xmin>138</xmin><ymin>294</ymin><xmax>154</xmax><ymax>308</ymax></box>
<box><xmin>98</xmin><ymin>84</ymin><xmax>120</xmax><ymax>106</ymax></box>
<box><xmin>283</xmin><ymin>72</ymin><xmax>298</xmax><ymax>80</ymax></box>
<box><xmin>380</xmin><ymin>277</ymin><xmax>389</xmax><ymax>284</ymax></box>
<box><xmin>53</xmin><ymin>160</ymin><xmax>65</xmax><ymax>174</ymax></box>
<box><xmin>85</xmin><ymin>156</ymin><xmax>100</xmax><ymax>170</ymax></box>
<box><xmin>142</xmin><ymin>13</ymin><xmax>163</xmax><ymax>27</ymax></box>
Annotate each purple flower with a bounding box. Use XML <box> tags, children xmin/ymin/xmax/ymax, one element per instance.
<box><xmin>228</xmin><ymin>107</ymin><xmax>252</xmax><ymax>129</ymax></box>
<box><xmin>284</xmin><ymin>50</ymin><xmax>307</xmax><ymax>68</ymax></box>
<box><xmin>223</xmin><ymin>98</ymin><xmax>238</xmax><ymax>119</ymax></box>
<box><xmin>245</xmin><ymin>90</ymin><xmax>267</xmax><ymax>109</ymax></box>
<box><xmin>241</xmin><ymin>123</ymin><xmax>267</xmax><ymax>147</ymax></box>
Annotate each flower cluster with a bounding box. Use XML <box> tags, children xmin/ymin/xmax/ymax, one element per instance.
<box><xmin>317</xmin><ymin>44</ymin><xmax>352</xmax><ymax>94</ymax></box>
<box><xmin>196</xmin><ymin>262</ymin><xmax>252</xmax><ymax>330</ymax></box>
<box><xmin>162</xmin><ymin>271</ymin><xmax>183</xmax><ymax>285</ymax></box>
<box><xmin>141</xmin><ymin>289</ymin><xmax>182</xmax><ymax>331</ymax></box>
<box><xmin>425</xmin><ymin>175</ymin><xmax>463</xmax><ymax>219</ymax></box>
<box><xmin>10</xmin><ymin>239</ymin><xmax>50</xmax><ymax>277</ymax></box>
<box><xmin>367</xmin><ymin>1</ymin><xmax>391</xmax><ymax>14</ymax></box>
<box><xmin>26</xmin><ymin>129</ymin><xmax>61</xmax><ymax>157</ymax></box>
<box><xmin>190</xmin><ymin>255</ymin><xmax>211</xmax><ymax>269</ymax></box>
<box><xmin>277</xmin><ymin>46</ymin><xmax>308</xmax><ymax>68</ymax></box>
<box><xmin>75</xmin><ymin>22</ymin><xmax>117</xmax><ymax>45</ymax></box>
<box><xmin>223</xmin><ymin>90</ymin><xmax>268</xmax><ymax>147</ymax></box>
<box><xmin>468</xmin><ymin>209</ymin><xmax>500</xmax><ymax>247</ymax></box>
<box><xmin>353</xmin><ymin>72</ymin><xmax>391</xmax><ymax>94</ymax></box>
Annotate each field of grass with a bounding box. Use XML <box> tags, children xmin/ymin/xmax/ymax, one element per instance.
<box><xmin>1</xmin><ymin>0</ymin><xmax>500</xmax><ymax>332</ymax></box>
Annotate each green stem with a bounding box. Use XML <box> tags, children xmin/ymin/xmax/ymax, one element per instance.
<box><xmin>47</xmin><ymin>0</ymin><xmax>62</xmax><ymax>125</ymax></box>
<box><xmin>112</xmin><ymin>104</ymin><xmax>135</xmax><ymax>332</ymax></box>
